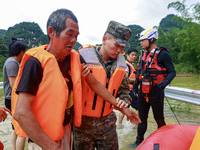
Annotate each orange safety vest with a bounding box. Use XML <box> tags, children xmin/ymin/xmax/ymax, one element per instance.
<box><xmin>126</xmin><ymin>60</ymin><xmax>136</xmax><ymax>89</ymax></box>
<box><xmin>79</xmin><ymin>47</ymin><xmax>126</xmax><ymax>118</ymax></box>
<box><xmin>138</xmin><ymin>47</ymin><xmax>168</xmax><ymax>86</ymax></box>
<box><xmin>11</xmin><ymin>45</ymin><xmax>82</xmax><ymax>141</ymax></box>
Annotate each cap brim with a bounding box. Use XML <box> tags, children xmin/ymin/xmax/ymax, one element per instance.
<box><xmin>114</xmin><ymin>37</ymin><xmax>130</xmax><ymax>48</ymax></box>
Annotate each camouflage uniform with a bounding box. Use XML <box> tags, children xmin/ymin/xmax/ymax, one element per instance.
<box><xmin>73</xmin><ymin>21</ymin><xmax>132</xmax><ymax>150</ymax></box>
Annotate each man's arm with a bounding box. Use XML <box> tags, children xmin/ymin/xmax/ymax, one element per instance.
<box><xmin>83</xmin><ymin>66</ymin><xmax>141</xmax><ymax>124</ymax></box>
<box><xmin>157</xmin><ymin>50</ymin><xmax>176</xmax><ymax>89</ymax></box>
<box><xmin>0</xmin><ymin>106</ymin><xmax>11</xmax><ymax>122</ymax></box>
<box><xmin>14</xmin><ymin>92</ymin><xmax>63</xmax><ymax>150</ymax></box>
<box><xmin>8</xmin><ymin>76</ymin><xmax>16</xmax><ymax>88</ymax></box>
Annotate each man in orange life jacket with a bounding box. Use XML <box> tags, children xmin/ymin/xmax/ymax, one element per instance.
<box><xmin>117</xmin><ymin>47</ymin><xmax>138</xmax><ymax>128</ymax></box>
<box><xmin>12</xmin><ymin>9</ymin><xmax>140</xmax><ymax>150</ymax></box>
<box><xmin>73</xmin><ymin>21</ymin><xmax>139</xmax><ymax>150</ymax></box>
<box><xmin>131</xmin><ymin>28</ymin><xmax>176</xmax><ymax>148</ymax></box>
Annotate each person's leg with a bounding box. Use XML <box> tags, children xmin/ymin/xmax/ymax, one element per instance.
<box><xmin>95</xmin><ymin>111</ymin><xmax>118</xmax><ymax>150</ymax></box>
<box><xmin>117</xmin><ymin>112</ymin><xmax>125</xmax><ymax>128</ymax></box>
<box><xmin>130</xmin><ymin>89</ymin><xmax>138</xmax><ymax>110</ymax></box>
<box><xmin>136</xmin><ymin>91</ymin><xmax>150</xmax><ymax>145</ymax></box>
<box><xmin>16</xmin><ymin>136</ymin><xmax>26</xmax><ymax>150</ymax></box>
<box><xmin>73</xmin><ymin>116</ymin><xmax>96</xmax><ymax>150</ymax></box>
<box><xmin>151</xmin><ymin>87</ymin><xmax>166</xmax><ymax>128</ymax></box>
<box><xmin>129</xmin><ymin>89</ymin><xmax>139</xmax><ymax>128</ymax></box>
<box><xmin>11</xmin><ymin>130</ymin><xmax>17</xmax><ymax>150</ymax></box>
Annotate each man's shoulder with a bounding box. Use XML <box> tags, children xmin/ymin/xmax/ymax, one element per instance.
<box><xmin>4</xmin><ymin>57</ymin><xmax>18</xmax><ymax>67</ymax></box>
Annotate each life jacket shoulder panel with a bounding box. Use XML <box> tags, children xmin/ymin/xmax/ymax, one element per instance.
<box><xmin>70</xmin><ymin>50</ymin><xmax>82</xmax><ymax>127</ymax></box>
<box><xmin>79</xmin><ymin>47</ymin><xmax>126</xmax><ymax>118</ymax></box>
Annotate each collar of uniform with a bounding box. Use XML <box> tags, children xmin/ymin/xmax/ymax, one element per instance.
<box><xmin>95</xmin><ymin>47</ymin><xmax>116</xmax><ymax>64</ymax></box>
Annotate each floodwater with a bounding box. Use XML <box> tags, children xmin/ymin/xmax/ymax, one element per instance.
<box><xmin>0</xmin><ymin>75</ymin><xmax>200</xmax><ymax>150</ymax></box>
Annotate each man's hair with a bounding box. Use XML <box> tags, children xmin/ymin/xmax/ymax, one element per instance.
<box><xmin>47</xmin><ymin>8</ymin><xmax>78</xmax><ymax>41</ymax></box>
<box><xmin>9</xmin><ymin>37</ymin><xmax>27</xmax><ymax>57</ymax></box>
<box><xmin>127</xmin><ymin>47</ymin><xmax>138</xmax><ymax>55</ymax></box>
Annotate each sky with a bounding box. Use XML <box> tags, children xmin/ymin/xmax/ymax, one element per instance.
<box><xmin>0</xmin><ymin>0</ymin><xmax>199</xmax><ymax>45</ymax></box>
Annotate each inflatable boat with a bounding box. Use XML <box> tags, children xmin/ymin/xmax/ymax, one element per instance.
<box><xmin>136</xmin><ymin>124</ymin><xmax>199</xmax><ymax>150</ymax></box>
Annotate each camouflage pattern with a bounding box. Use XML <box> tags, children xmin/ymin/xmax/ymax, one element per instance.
<box><xmin>73</xmin><ymin>111</ymin><xmax>118</xmax><ymax>150</ymax></box>
<box><xmin>106</xmin><ymin>20</ymin><xmax>132</xmax><ymax>47</ymax></box>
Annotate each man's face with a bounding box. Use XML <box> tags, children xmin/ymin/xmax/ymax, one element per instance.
<box><xmin>53</xmin><ymin>17</ymin><xmax>79</xmax><ymax>59</ymax></box>
<box><xmin>104</xmin><ymin>35</ymin><xmax>125</xmax><ymax>59</ymax></box>
<box><xmin>127</xmin><ymin>51</ymin><xmax>137</xmax><ymax>63</ymax></box>
<box><xmin>140</xmin><ymin>39</ymin><xmax>149</xmax><ymax>50</ymax></box>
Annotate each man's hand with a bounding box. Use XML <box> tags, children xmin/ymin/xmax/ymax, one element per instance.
<box><xmin>157</xmin><ymin>81</ymin><xmax>166</xmax><ymax>90</ymax></box>
<box><xmin>121</xmin><ymin>108</ymin><xmax>141</xmax><ymax>125</ymax></box>
<box><xmin>81</xmin><ymin>63</ymin><xmax>90</xmax><ymax>81</ymax></box>
<box><xmin>115</xmin><ymin>98</ymin><xmax>129</xmax><ymax>109</ymax></box>
<box><xmin>0</xmin><ymin>106</ymin><xmax>11</xmax><ymax>122</ymax></box>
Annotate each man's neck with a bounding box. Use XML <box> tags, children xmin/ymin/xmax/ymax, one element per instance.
<box><xmin>12</xmin><ymin>56</ymin><xmax>20</xmax><ymax>63</ymax></box>
<box><xmin>147</xmin><ymin>44</ymin><xmax>157</xmax><ymax>52</ymax></box>
<box><xmin>99</xmin><ymin>47</ymin><xmax>109</xmax><ymax>63</ymax></box>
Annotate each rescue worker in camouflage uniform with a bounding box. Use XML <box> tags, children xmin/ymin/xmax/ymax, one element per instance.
<box><xmin>73</xmin><ymin>21</ymin><xmax>138</xmax><ymax>150</ymax></box>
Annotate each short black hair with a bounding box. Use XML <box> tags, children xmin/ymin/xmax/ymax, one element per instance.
<box><xmin>127</xmin><ymin>47</ymin><xmax>138</xmax><ymax>55</ymax></box>
<box><xmin>9</xmin><ymin>37</ymin><xmax>28</xmax><ymax>57</ymax></box>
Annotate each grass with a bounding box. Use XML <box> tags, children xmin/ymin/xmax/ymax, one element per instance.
<box><xmin>0</xmin><ymin>89</ymin><xmax>4</xmax><ymax>97</ymax></box>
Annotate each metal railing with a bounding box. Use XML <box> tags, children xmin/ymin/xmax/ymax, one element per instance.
<box><xmin>165</xmin><ymin>86</ymin><xmax>200</xmax><ymax>106</ymax></box>
<box><xmin>0</xmin><ymin>82</ymin><xmax>3</xmax><ymax>89</ymax></box>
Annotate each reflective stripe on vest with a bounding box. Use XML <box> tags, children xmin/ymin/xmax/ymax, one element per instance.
<box><xmin>79</xmin><ymin>47</ymin><xmax>126</xmax><ymax>118</ymax></box>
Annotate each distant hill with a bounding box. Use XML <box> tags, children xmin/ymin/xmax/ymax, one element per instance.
<box><xmin>127</xmin><ymin>25</ymin><xmax>144</xmax><ymax>49</ymax></box>
<box><xmin>2</xmin><ymin>22</ymin><xmax>48</xmax><ymax>48</ymax></box>
<box><xmin>159</xmin><ymin>14</ymin><xmax>186</xmax><ymax>33</ymax></box>
<box><xmin>0</xmin><ymin>29</ymin><xmax>6</xmax><ymax>38</ymax></box>
<box><xmin>1</xmin><ymin>22</ymin><xmax>81</xmax><ymax>51</ymax></box>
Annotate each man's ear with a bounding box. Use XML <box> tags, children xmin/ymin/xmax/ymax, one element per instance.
<box><xmin>102</xmin><ymin>36</ymin><xmax>107</xmax><ymax>45</ymax></box>
<box><xmin>48</xmin><ymin>26</ymin><xmax>55</xmax><ymax>39</ymax></box>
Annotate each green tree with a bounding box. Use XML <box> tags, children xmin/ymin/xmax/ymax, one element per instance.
<box><xmin>156</xmin><ymin>26</ymin><xmax>172</xmax><ymax>49</ymax></box>
<box><xmin>0</xmin><ymin>38</ymin><xmax>8</xmax><ymax>69</ymax></box>
<box><xmin>168</xmin><ymin>0</ymin><xmax>200</xmax><ymax>24</ymax></box>
<box><xmin>168</xmin><ymin>0</ymin><xmax>200</xmax><ymax>73</ymax></box>
<box><xmin>165</xmin><ymin>28</ymin><xmax>181</xmax><ymax>64</ymax></box>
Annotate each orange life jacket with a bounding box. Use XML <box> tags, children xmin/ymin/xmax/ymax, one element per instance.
<box><xmin>11</xmin><ymin>45</ymin><xmax>82</xmax><ymax>141</ymax></box>
<box><xmin>138</xmin><ymin>47</ymin><xmax>168</xmax><ymax>86</ymax></box>
<box><xmin>79</xmin><ymin>47</ymin><xmax>126</xmax><ymax>118</ymax></box>
<box><xmin>126</xmin><ymin>60</ymin><xmax>136</xmax><ymax>89</ymax></box>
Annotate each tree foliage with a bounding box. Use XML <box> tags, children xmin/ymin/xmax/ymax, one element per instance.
<box><xmin>166</xmin><ymin>0</ymin><xmax>200</xmax><ymax>73</ymax></box>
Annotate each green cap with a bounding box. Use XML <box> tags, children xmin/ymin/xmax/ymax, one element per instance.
<box><xmin>105</xmin><ymin>20</ymin><xmax>132</xmax><ymax>47</ymax></box>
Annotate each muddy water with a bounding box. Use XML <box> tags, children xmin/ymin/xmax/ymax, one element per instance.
<box><xmin>0</xmin><ymin>76</ymin><xmax>200</xmax><ymax>150</ymax></box>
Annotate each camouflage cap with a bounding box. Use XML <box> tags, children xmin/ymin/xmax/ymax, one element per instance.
<box><xmin>105</xmin><ymin>21</ymin><xmax>132</xmax><ymax>47</ymax></box>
